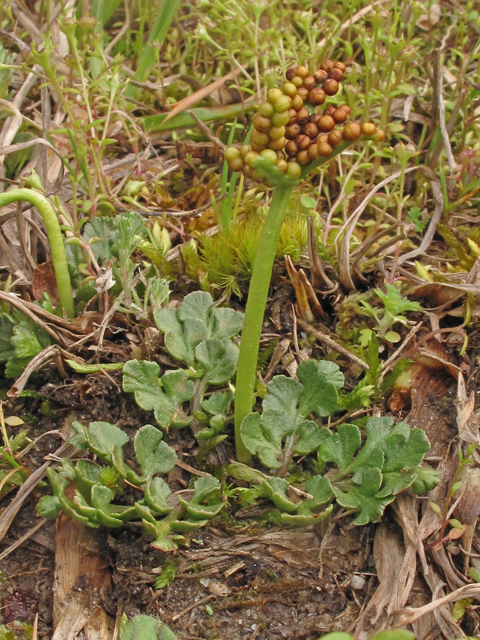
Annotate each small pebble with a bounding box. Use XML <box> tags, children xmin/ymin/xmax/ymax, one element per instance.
<box><xmin>351</xmin><ymin>574</ymin><xmax>366</xmax><ymax>590</ymax></box>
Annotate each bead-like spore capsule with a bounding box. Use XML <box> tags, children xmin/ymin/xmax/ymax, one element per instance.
<box><xmin>274</xmin><ymin>95</ymin><xmax>293</xmax><ymax>113</ymax></box>
<box><xmin>314</xmin><ymin>69</ymin><xmax>328</xmax><ymax>84</ymax></box>
<box><xmin>323</xmin><ymin>79</ymin><xmax>339</xmax><ymax>96</ymax></box>
<box><xmin>361</xmin><ymin>122</ymin><xmax>377</xmax><ymax>136</ymax></box>
<box><xmin>297</xmin><ymin>150</ymin><xmax>310</xmax><ymax>165</ymax></box>
<box><xmin>304</xmin><ymin>122</ymin><xmax>319</xmax><ymax>139</ymax></box>
<box><xmin>332</xmin><ymin>109</ymin><xmax>348</xmax><ymax>124</ymax></box>
<box><xmin>373</xmin><ymin>129</ymin><xmax>386</xmax><ymax>142</ymax></box>
<box><xmin>295</xmin><ymin>134</ymin><xmax>311</xmax><ymax>151</ymax></box>
<box><xmin>328</xmin><ymin>129</ymin><xmax>343</xmax><ymax>146</ymax></box>
<box><xmin>282</xmin><ymin>82</ymin><xmax>297</xmax><ymax>97</ymax></box>
<box><xmin>286</xmin><ymin>68</ymin><xmax>297</xmax><ymax>81</ymax></box>
<box><xmin>291</xmin><ymin>95</ymin><xmax>304</xmax><ymax>110</ymax></box>
<box><xmin>295</xmin><ymin>65</ymin><xmax>309</xmax><ymax>78</ymax></box>
<box><xmin>296</xmin><ymin>107</ymin><xmax>310</xmax><ymax>125</ymax></box>
<box><xmin>317</xmin><ymin>142</ymin><xmax>333</xmax><ymax>157</ymax></box>
<box><xmin>267</xmin><ymin>88</ymin><xmax>283</xmax><ymax>104</ymax></box>
<box><xmin>271</xmin><ymin>111</ymin><xmax>290</xmax><ymax>127</ymax></box>
<box><xmin>229</xmin><ymin>157</ymin><xmax>244</xmax><ymax>171</ymax></box>
<box><xmin>260</xmin><ymin>149</ymin><xmax>278</xmax><ymax>164</ymax></box>
<box><xmin>269</xmin><ymin>125</ymin><xmax>286</xmax><ymax>140</ymax></box>
<box><xmin>308</xmin><ymin>88</ymin><xmax>326</xmax><ymax>105</ymax></box>
<box><xmin>224</xmin><ymin>147</ymin><xmax>240</xmax><ymax>162</ymax></box>
<box><xmin>318</xmin><ymin>115</ymin><xmax>336</xmax><ymax>132</ymax></box>
<box><xmin>323</xmin><ymin>106</ymin><xmax>336</xmax><ymax>117</ymax></box>
<box><xmin>320</xmin><ymin>59</ymin><xmax>335</xmax><ymax>72</ymax></box>
<box><xmin>258</xmin><ymin>101</ymin><xmax>275</xmax><ymax>118</ymax></box>
<box><xmin>285</xmin><ymin>140</ymin><xmax>298</xmax><ymax>157</ymax></box>
<box><xmin>267</xmin><ymin>136</ymin><xmax>287</xmax><ymax>151</ymax></box>
<box><xmin>251</xmin><ymin>129</ymin><xmax>270</xmax><ymax>146</ymax></box>
<box><xmin>287</xmin><ymin>162</ymin><xmax>302</xmax><ymax>178</ymax></box>
<box><xmin>343</xmin><ymin>123</ymin><xmax>362</xmax><ymax>140</ymax></box>
<box><xmin>244</xmin><ymin>151</ymin><xmax>260</xmax><ymax>167</ymax></box>
<box><xmin>307</xmin><ymin>143</ymin><xmax>319</xmax><ymax>161</ymax></box>
<box><xmin>253</xmin><ymin>113</ymin><xmax>272</xmax><ymax>132</ymax></box>
<box><xmin>286</xmin><ymin>123</ymin><xmax>301</xmax><ymax>139</ymax></box>
<box><xmin>328</xmin><ymin>68</ymin><xmax>344</xmax><ymax>82</ymax></box>
<box><xmin>303</xmin><ymin>76</ymin><xmax>316</xmax><ymax>90</ymax></box>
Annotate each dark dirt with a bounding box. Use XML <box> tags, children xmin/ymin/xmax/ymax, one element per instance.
<box><xmin>0</xmin><ymin>352</ymin><xmax>460</xmax><ymax>640</ymax></box>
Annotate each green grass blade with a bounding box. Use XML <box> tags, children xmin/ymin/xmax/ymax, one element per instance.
<box><xmin>220</xmin><ymin>121</ymin><xmax>238</xmax><ymax>233</ymax></box>
<box><xmin>103</xmin><ymin>0</ymin><xmax>123</xmax><ymax>24</ymax></box>
<box><xmin>142</xmin><ymin>102</ymin><xmax>256</xmax><ymax>132</ymax></box>
<box><xmin>125</xmin><ymin>0</ymin><xmax>181</xmax><ymax>97</ymax></box>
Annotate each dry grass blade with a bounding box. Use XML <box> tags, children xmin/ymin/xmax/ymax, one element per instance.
<box><xmin>188</xmin><ymin>110</ymin><xmax>226</xmax><ymax>149</ymax></box>
<box><xmin>0</xmin><ymin>98</ymin><xmax>22</xmax><ymax>173</ymax></box>
<box><xmin>0</xmin><ymin>290</ymin><xmax>65</xmax><ymax>342</ymax></box>
<box><xmin>296</xmin><ymin>316</ymin><xmax>369</xmax><ymax>370</ymax></box>
<box><xmin>353</xmin><ymin>523</ymin><xmax>405</xmax><ymax>635</ymax></box>
<box><xmin>163</xmin><ymin>68</ymin><xmax>243</xmax><ymax>123</ymax></box>
<box><xmin>52</xmin><ymin>509</ymin><xmax>114</xmax><ymax>639</ymax></box>
<box><xmin>381</xmin><ymin>321</ymin><xmax>423</xmax><ymax>373</ymax></box>
<box><xmin>389</xmin><ymin>583</ymin><xmax>480</xmax><ymax>628</ymax></box>
<box><xmin>0</xmin><ymin>137</ymin><xmax>65</xmax><ymax>174</ymax></box>
<box><xmin>7</xmin><ymin>345</ymin><xmax>66</xmax><ymax>398</ymax></box>
<box><xmin>397</xmin><ymin>165</ymin><xmax>444</xmax><ymax>266</ymax></box>
<box><xmin>0</xmin><ymin>291</ymin><xmax>84</xmax><ymax>344</ymax></box>
<box><xmin>318</xmin><ymin>0</ymin><xmax>389</xmax><ymax>49</ymax></box>
<box><xmin>337</xmin><ymin>164</ymin><xmax>443</xmax><ymax>289</ymax></box>
<box><xmin>456</xmin><ymin>372</ymin><xmax>480</xmax><ymax>445</ymax></box>
<box><xmin>337</xmin><ymin>166</ymin><xmax>417</xmax><ymax>290</ymax></box>
<box><xmin>0</xmin><ymin>518</ymin><xmax>47</xmax><ymax>563</ymax></box>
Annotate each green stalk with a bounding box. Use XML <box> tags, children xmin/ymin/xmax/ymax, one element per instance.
<box><xmin>233</xmin><ymin>138</ymin><xmax>371</xmax><ymax>463</ymax></box>
<box><xmin>234</xmin><ymin>183</ymin><xmax>293</xmax><ymax>463</ymax></box>
<box><xmin>0</xmin><ymin>189</ymin><xmax>74</xmax><ymax>318</ymax></box>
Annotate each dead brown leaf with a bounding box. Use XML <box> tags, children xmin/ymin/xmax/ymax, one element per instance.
<box><xmin>32</xmin><ymin>260</ymin><xmax>59</xmax><ymax>304</ymax></box>
<box><xmin>163</xmin><ymin>68</ymin><xmax>243</xmax><ymax>123</ymax></box>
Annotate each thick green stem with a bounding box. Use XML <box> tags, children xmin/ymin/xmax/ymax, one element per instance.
<box><xmin>233</xmin><ymin>136</ymin><xmax>375</xmax><ymax>464</ymax></box>
<box><xmin>234</xmin><ymin>184</ymin><xmax>294</xmax><ymax>463</ymax></box>
<box><xmin>0</xmin><ymin>189</ymin><xmax>74</xmax><ymax>318</ymax></box>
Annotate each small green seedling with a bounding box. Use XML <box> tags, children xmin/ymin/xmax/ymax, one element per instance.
<box><xmin>359</xmin><ymin>283</ymin><xmax>422</xmax><ymax>343</ymax></box>
<box><xmin>119</xmin><ymin>614</ymin><xmax>178</xmax><ymax>640</ymax></box>
<box><xmin>0</xmin><ymin>300</ymin><xmax>52</xmax><ymax>378</ymax></box>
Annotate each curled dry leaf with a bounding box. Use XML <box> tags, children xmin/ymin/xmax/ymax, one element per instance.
<box><xmin>203</xmin><ymin>579</ymin><xmax>232</xmax><ymax>597</ymax></box>
<box><xmin>456</xmin><ymin>372</ymin><xmax>480</xmax><ymax>445</ymax></box>
<box><xmin>406</xmin><ymin>282</ymin><xmax>464</xmax><ymax>309</ymax></box>
<box><xmin>32</xmin><ymin>260</ymin><xmax>59</xmax><ymax>304</ymax></box>
<box><xmin>389</xmin><ymin>339</ymin><xmax>458</xmax><ymax>413</ymax></box>
<box><xmin>285</xmin><ymin>255</ymin><xmax>324</xmax><ymax>322</ymax></box>
<box><xmin>416</xmin><ymin>3</ymin><xmax>441</xmax><ymax>29</ymax></box>
<box><xmin>163</xmin><ymin>68</ymin><xmax>243</xmax><ymax>123</ymax></box>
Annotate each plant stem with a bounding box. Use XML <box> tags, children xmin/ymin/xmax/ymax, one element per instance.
<box><xmin>234</xmin><ymin>183</ymin><xmax>294</xmax><ymax>463</ymax></box>
<box><xmin>0</xmin><ymin>189</ymin><xmax>74</xmax><ymax>318</ymax></box>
